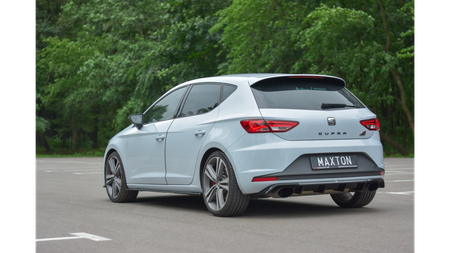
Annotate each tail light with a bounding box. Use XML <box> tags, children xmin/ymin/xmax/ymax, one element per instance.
<box><xmin>240</xmin><ymin>120</ymin><xmax>298</xmax><ymax>133</ymax></box>
<box><xmin>360</xmin><ymin>118</ymin><xmax>380</xmax><ymax>131</ymax></box>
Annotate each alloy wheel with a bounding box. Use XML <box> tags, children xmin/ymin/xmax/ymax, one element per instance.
<box><xmin>202</xmin><ymin>156</ymin><xmax>230</xmax><ymax>211</ymax></box>
<box><xmin>105</xmin><ymin>155</ymin><xmax>122</xmax><ymax>199</ymax></box>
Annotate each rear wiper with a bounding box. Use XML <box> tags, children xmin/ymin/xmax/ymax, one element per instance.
<box><xmin>321</xmin><ymin>103</ymin><xmax>356</xmax><ymax>109</ymax></box>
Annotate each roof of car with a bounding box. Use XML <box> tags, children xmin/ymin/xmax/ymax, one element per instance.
<box><xmin>180</xmin><ymin>73</ymin><xmax>346</xmax><ymax>87</ymax></box>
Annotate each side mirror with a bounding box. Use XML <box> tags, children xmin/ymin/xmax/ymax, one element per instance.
<box><xmin>128</xmin><ymin>114</ymin><xmax>143</xmax><ymax>130</ymax></box>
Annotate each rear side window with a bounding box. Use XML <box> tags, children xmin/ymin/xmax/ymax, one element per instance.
<box><xmin>180</xmin><ymin>84</ymin><xmax>221</xmax><ymax>117</ymax></box>
<box><xmin>251</xmin><ymin>77</ymin><xmax>365</xmax><ymax>110</ymax></box>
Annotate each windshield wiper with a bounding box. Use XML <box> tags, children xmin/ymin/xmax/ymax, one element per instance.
<box><xmin>321</xmin><ymin>103</ymin><xmax>356</xmax><ymax>109</ymax></box>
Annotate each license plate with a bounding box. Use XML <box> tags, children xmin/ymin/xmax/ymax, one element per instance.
<box><xmin>310</xmin><ymin>155</ymin><xmax>358</xmax><ymax>170</ymax></box>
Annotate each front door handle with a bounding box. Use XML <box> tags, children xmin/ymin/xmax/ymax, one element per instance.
<box><xmin>155</xmin><ymin>134</ymin><xmax>166</xmax><ymax>141</ymax></box>
<box><xmin>195</xmin><ymin>130</ymin><xmax>207</xmax><ymax>137</ymax></box>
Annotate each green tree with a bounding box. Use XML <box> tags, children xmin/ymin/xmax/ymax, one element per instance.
<box><xmin>210</xmin><ymin>0</ymin><xmax>318</xmax><ymax>73</ymax></box>
<box><xmin>36</xmin><ymin>0</ymin><xmax>413</xmax><ymax>155</ymax></box>
<box><xmin>114</xmin><ymin>0</ymin><xmax>231</xmax><ymax>129</ymax></box>
<box><xmin>37</xmin><ymin>0</ymin><xmax>231</xmax><ymax>153</ymax></box>
<box><xmin>36</xmin><ymin>0</ymin><xmax>70</xmax><ymax>151</ymax></box>
<box><xmin>37</xmin><ymin>0</ymin><xmax>167</xmax><ymax>151</ymax></box>
<box><xmin>40</xmin><ymin>30</ymin><xmax>105</xmax><ymax>151</ymax></box>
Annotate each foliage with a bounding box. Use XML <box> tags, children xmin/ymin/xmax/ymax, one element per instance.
<box><xmin>36</xmin><ymin>0</ymin><xmax>414</xmax><ymax>155</ymax></box>
<box><xmin>211</xmin><ymin>0</ymin><xmax>414</xmax><ymax>155</ymax></box>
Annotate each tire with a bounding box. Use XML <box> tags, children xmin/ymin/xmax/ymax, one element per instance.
<box><xmin>105</xmin><ymin>151</ymin><xmax>138</xmax><ymax>202</ymax></box>
<box><xmin>331</xmin><ymin>191</ymin><xmax>376</xmax><ymax>208</ymax></box>
<box><xmin>201</xmin><ymin>151</ymin><xmax>250</xmax><ymax>217</ymax></box>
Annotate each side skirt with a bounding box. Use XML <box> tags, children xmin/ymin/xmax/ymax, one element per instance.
<box><xmin>126</xmin><ymin>183</ymin><xmax>202</xmax><ymax>195</ymax></box>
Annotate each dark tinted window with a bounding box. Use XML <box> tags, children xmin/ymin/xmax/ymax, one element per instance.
<box><xmin>221</xmin><ymin>84</ymin><xmax>237</xmax><ymax>102</ymax></box>
<box><xmin>143</xmin><ymin>87</ymin><xmax>187</xmax><ymax>123</ymax></box>
<box><xmin>251</xmin><ymin>77</ymin><xmax>365</xmax><ymax>110</ymax></box>
<box><xmin>180</xmin><ymin>84</ymin><xmax>221</xmax><ymax>117</ymax></box>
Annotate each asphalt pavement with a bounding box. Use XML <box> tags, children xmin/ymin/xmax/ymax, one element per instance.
<box><xmin>36</xmin><ymin>157</ymin><xmax>414</xmax><ymax>252</ymax></box>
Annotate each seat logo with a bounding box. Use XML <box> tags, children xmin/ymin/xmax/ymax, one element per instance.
<box><xmin>327</xmin><ymin>117</ymin><xmax>336</xmax><ymax>126</ymax></box>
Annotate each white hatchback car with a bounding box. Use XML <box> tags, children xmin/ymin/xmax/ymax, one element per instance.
<box><xmin>103</xmin><ymin>74</ymin><xmax>385</xmax><ymax>216</ymax></box>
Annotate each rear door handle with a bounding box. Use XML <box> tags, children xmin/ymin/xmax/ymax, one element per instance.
<box><xmin>195</xmin><ymin>130</ymin><xmax>207</xmax><ymax>137</ymax></box>
<box><xmin>155</xmin><ymin>134</ymin><xmax>166</xmax><ymax>141</ymax></box>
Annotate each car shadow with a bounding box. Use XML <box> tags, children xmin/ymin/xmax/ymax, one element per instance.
<box><xmin>133</xmin><ymin>194</ymin><xmax>208</xmax><ymax>213</ymax></box>
<box><xmin>130</xmin><ymin>194</ymin><xmax>381</xmax><ymax>218</ymax></box>
<box><xmin>243</xmin><ymin>198</ymin><xmax>380</xmax><ymax>218</ymax></box>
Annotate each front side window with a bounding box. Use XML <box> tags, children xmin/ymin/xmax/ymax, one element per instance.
<box><xmin>143</xmin><ymin>87</ymin><xmax>187</xmax><ymax>123</ymax></box>
<box><xmin>179</xmin><ymin>84</ymin><xmax>221</xmax><ymax>117</ymax></box>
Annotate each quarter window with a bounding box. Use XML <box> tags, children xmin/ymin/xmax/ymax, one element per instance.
<box><xmin>221</xmin><ymin>84</ymin><xmax>237</xmax><ymax>102</ymax></box>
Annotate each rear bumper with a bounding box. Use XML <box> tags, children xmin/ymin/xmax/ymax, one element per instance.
<box><xmin>225</xmin><ymin>132</ymin><xmax>384</xmax><ymax>194</ymax></box>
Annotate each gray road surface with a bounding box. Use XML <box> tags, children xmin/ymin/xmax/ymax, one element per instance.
<box><xmin>36</xmin><ymin>157</ymin><xmax>414</xmax><ymax>252</ymax></box>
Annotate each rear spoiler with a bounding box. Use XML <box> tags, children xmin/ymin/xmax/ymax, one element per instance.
<box><xmin>250</xmin><ymin>75</ymin><xmax>346</xmax><ymax>88</ymax></box>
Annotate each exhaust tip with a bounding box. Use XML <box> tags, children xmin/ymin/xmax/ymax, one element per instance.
<box><xmin>368</xmin><ymin>182</ymin><xmax>379</xmax><ymax>191</ymax></box>
<box><xmin>268</xmin><ymin>186</ymin><xmax>294</xmax><ymax>198</ymax></box>
<box><xmin>278</xmin><ymin>187</ymin><xmax>294</xmax><ymax>197</ymax></box>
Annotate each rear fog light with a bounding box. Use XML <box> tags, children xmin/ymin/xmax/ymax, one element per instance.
<box><xmin>252</xmin><ymin>177</ymin><xmax>279</xmax><ymax>182</ymax></box>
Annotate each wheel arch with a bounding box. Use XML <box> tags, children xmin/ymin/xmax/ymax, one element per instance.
<box><xmin>103</xmin><ymin>148</ymin><xmax>116</xmax><ymax>183</ymax></box>
<box><xmin>198</xmin><ymin>147</ymin><xmax>247</xmax><ymax>194</ymax></box>
<box><xmin>199</xmin><ymin>147</ymin><xmax>223</xmax><ymax>184</ymax></box>
<box><xmin>104</xmin><ymin>148</ymin><xmax>118</xmax><ymax>169</ymax></box>
<box><xmin>105</xmin><ymin>148</ymin><xmax>117</xmax><ymax>158</ymax></box>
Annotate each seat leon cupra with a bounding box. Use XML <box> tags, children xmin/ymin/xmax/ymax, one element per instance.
<box><xmin>103</xmin><ymin>74</ymin><xmax>385</xmax><ymax>216</ymax></box>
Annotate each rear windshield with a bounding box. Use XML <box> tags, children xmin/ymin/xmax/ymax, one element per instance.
<box><xmin>251</xmin><ymin>77</ymin><xmax>365</xmax><ymax>110</ymax></box>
